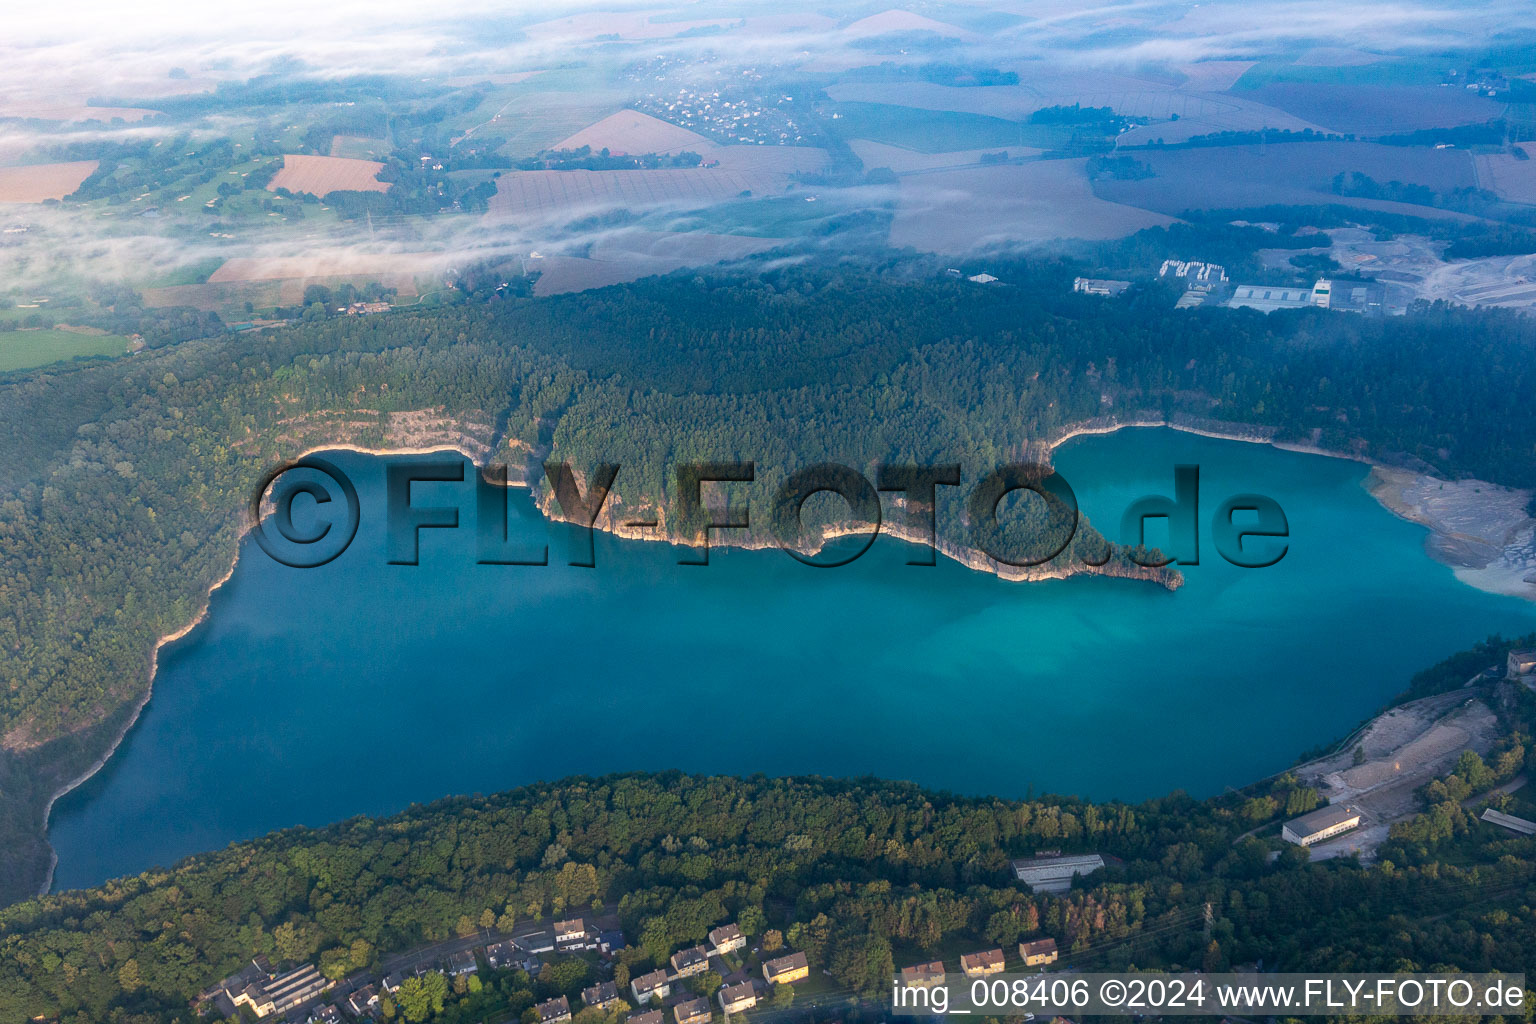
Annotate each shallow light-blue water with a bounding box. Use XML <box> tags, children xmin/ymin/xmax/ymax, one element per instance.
<box><xmin>48</xmin><ymin>429</ymin><xmax>1536</xmax><ymax>889</ymax></box>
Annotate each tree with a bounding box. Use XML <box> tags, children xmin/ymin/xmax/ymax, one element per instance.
<box><xmin>830</xmin><ymin>935</ymin><xmax>893</xmax><ymax>995</ymax></box>
<box><xmin>690</xmin><ymin>970</ymin><xmax>723</xmax><ymax>997</ymax></box>
<box><xmin>762</xmin><ymin>929</ymin><xmax>784</xmax><ymax>952</ymax></box>
<box><xmin>320</xmin><ymin>948</ymin><xmax>352</xmax><ymax>982</ymax></box>
<box><xmin>116</xmin><ymin>959</ymin><xmax>142</xmax><ymax>992</ymax></box>
<box><xmin>274</xmin><ymin>921</ymin><xmax>312</xmax><ymax>962</ymax></box>
<box><xmin>398</xmin><ymin>972</ymin><xmax>449</xmax><ymax>1023</ymax></box>
<box><xmin>738</xmin><ymin>906</ymin><xmax>766</xmax><ymax>936</ymax></box>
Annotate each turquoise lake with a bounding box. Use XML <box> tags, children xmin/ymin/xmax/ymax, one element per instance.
<box><xmin>47</xmin><ymin>429</ymin><xmax>1536</xmax><ymax>890</ymax></box>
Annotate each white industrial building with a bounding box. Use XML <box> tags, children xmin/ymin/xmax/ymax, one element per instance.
<box><xmin>1281</xmin><ymin>804</ymin><xmax>1362</xmax><ymax>846</ymax></box>
<box><xmin>1011</xmin><ymin>853</ymin><xmax>1105</xmax><ymax>893</ymax></box>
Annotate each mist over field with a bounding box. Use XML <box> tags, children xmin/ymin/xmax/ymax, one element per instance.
<box><xmin>0</xmin><ymin>0</ymin><xmax>1532</xmax><ymax>310</ymax></box>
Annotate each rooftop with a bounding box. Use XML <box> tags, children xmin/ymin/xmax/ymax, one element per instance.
<box><xmin>1285</xmin><ymin>803</ymin><xmax>1361</xmax><ymax>836</ymax></box>
<box><xmin>764</xmin><ymin>951</ymin><xmax>808</xmax><ymax>977</ymax></box>
<box><xmin>720</xmin><ymin>981</ymin><xmax>756</xmax><ymax>1004</ymax></box>
<box><xmin>633</xmin><ymin>968</ymin><xmax>670</xmax><ymax>992</ymax></box>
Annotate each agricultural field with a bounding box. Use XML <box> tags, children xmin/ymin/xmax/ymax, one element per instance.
<box><xmin>840</xmin><ymin>8</ymin><xmax>978</xmax><ymax>40</ymax></box>
<box><xmin>827</xmin><ymin>79</ymin><xmax>1332</xmax><ymax>148</ymax></box>
<box><xmin>1473</xmin><ymin>143</ymin><xmax>1536</xmax><ymax>204</ymax></box>
<box><xmin>888</xmin><ymin>159</ymin><xmax>1175</xmax><ymax>253</ymax></box>
<box><xmin>825</xmin><ymin>82</ymin><xmax>1042</xmax><ymax>119</ymax></box>
<box><xmin>0</xmin><ymin>161</ymin><xmax>98</xmax><ymax>202</ymax></box>
<box><xmin>848</xmin><ymin>139</ymin><xmax>1040</xmax><ymax>174</ymax></box>
<box><xmin>207</xmin><ymin>252</ymin><xmax>444</xmax><ymax>285</ymax></box>
<box><xmin>823</xmin><ymin>101</ymin><xmax>1053</xmax><ymax>153</ymax></box>
<box><xmin>552</xmin><ymin>110</ymin><xmax>713</xmax><ymax>156</ymax></box>
<box><xmin>1241</xmin><ymin>82</ymin><xmax>1509</xmax><ymax>135</ymax></box>
<box><xmin>641</xmin><ymin>187</ymin><xmax>891</xmax><ymax>239</ymax></box>
<box><xmin>522</xmin><ymin>10</ymin><xmax>737</xmax><ymax>41</ymax></box>
<box><xmin>0</xmin><ymin>328</ymin><xmax>125</xmax><ymax>372</ymax></box>
<box><xmin>1293</xmin><ymin>47</ymin><xmax>1394</xmax><ymax>67</ymax></box>
<box><xmin>267</xmin><ymin>155</ymin><xmax>390</xmax><ymax>196</ymax></box>
<box><xmin>528</xmin><ymin>230</ymin><xmax>784</xmax><ymax>296</ymax></box>
<box><xmin>447</xmin><ymin>85</ymin><xmax>625</xmax><ymax>158</ymax></box>
<box><xmin>1095</xmin><ymin>140</ymin><xmax>1477</xmax><ymax>217</ymax></box>
<box><xmin>0</xmin><ymin>104</ymin><xmax>158</xmax><ymax>122</ymax></box>
<box><xmin>329</xmin><ymin>135</ymin><xmax>388</xmax><ymax>160</ymax></box>
<box><xmin>1176</xmin><ymin>61</ymin><xmax>1259</xmax><ymax>92</ymax></box>
<box><xmin>486</xmin><ymin>166</ymin><xmax>794</xmax><ymax>222</ymax></box>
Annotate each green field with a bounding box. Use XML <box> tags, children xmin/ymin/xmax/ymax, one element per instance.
<box><xmin>0</xmin><ymin>330</ymin><xmax>126</xmax><ymax>372</ymax></box>
<box><xmin>826</xmin><ymin>101</ymin><xmax>1063</xmax><ymax>153</ymax></box>
<box><xmin>1231</xmin><ymin>57</ymin><xmax>1452</xmax><ymax>91</ymax></box>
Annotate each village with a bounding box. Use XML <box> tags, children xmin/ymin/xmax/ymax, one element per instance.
<box><xmin>196</xmin><ymin>915</ymin><xmax>824</xmax><ymax>1024</ymax></box>
<box><xmin>193</xmin><ymin>850</ymin><xmax>1115</xmax><ymax>1024</ymax></box>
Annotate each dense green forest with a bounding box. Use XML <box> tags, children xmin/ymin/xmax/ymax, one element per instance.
<box><xmin>3</xmin><ymin>637</ymin><xmax>1536</xmax><ymax>1024</ymax></box>
<box><xmin>2</xmin><ymin>257</ymin><xmax>1536</xmax><ymax>911</ymax></box>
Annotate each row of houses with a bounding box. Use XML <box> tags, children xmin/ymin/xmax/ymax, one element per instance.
<box><xmin>899</xmin><ymin>938</ymin><xmax>1061</xmax><ymax>989</ymax></box>
<box><xmin>201</xmin><ymin>918</ymin><xmax>620</xmax><ymax>1023</ymax></box>
<box><xmin>201</xmin><ymin>916</ymin><xmax>797</xmax><ymax>1024</ymax></box>
<box><xmin>632</xmin><ymin>930</ymin><xmax>804</xmax><ymax>1021</ymax></box>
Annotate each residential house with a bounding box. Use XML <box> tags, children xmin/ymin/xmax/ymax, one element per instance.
<box><xmin>630</xmin><ymin>1012</ymin><xmax>665</xmax><ymax>1024</ymax></box>
<box><xmin>484</xmin><ymin>941</ymin><xmax>517</xmax><ymax>970</ymax></box>
<box><xmin>446</xmin><ymin>950</ymin><xmax>478</xmax><ymax>976</ymax></box>
<box><xmin>582</xmin><ymin>981</ymin><xmax>620</xmax><ymax>1010</ymax></box>
<box><xmin>708</xmin><ymin>923</ymin><xmax>746</xmax><ymax>956</ymax></box>
<box><xmin>516</xmin><ymin>931</ymin><xmax>555</xmax><ymax>954</ymax></box>
<box><xmin>345</xmin><ymin>985</ymin><xmax>379</xmax><ymax>1017</ymax></box>
<box><xmin>762</xmin><ymin>951</ymin><xmax>809</xmax><ymax>985</ymax></box>
<box><xmin>719</xmin><ymin>981</ymin><xmax>758</xmax><ymax>1014</ymax></box>
<box><xmin>535</xmin><ymin>995</ymin><xmax>572</xmax><ymax>1024</ymax></box>
<box><xmin>1509</xmin><ymin>649</ymin><xmax>1536</xmax><ymax>685</ymax></box>
<box><xmin>960</xmin><ymin>949</ymin><xmax>1006</xmax><ymax>978</ymax></box>
<box><xmin>674</xmin><ymin>996</ymin><xmax>712</xmax><ymax>1024</ymax></box>
<box><xmin>633</xmin><ymin>968</ymin><xmax>672</xmax><ymax>1003</ymax></box>
<box><xmin>307</xmin><ymin>1006</ymin><xmax>343</xmax><ymax>1024</ymax></box>
<box><xmin>901</xmin><ymin>961</ymin><xmax>945</xmax><ymax>988</ymax></box>
<box><xmin>670</xmin><ymin>944</ymin><xmax>711</xmax><ymax>978</ymax></box>
<box><xmin>1020</xmin><ymin>938</ymin><xmax>1059</xmax><ymax>967</ymax></box>
<box><xmin>554</xmin><ymin>918</ymin><xmax>588</xmax><ymax>943</ymax></box>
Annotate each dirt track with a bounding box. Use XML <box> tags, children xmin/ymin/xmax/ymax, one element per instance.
<box><xmin>1290</xmin><ymin>690</ymin><xmax>1500</xmax><ymax>860</ymax></box>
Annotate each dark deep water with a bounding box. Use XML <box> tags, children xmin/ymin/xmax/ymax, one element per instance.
<box><xmin>48</xmin><ymin>429</ymin><xmax>1536</xmax><ymax>889</ymax></box>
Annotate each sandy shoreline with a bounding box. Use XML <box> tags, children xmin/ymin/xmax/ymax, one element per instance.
<box><xmin>1050</xmin><ymin>417</ymin><xmax>1536</xmax><ymax>603</ymax></box>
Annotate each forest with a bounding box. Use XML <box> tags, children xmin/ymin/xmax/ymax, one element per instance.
<box><xmin>2</xmin><ymin>255</ymin><xmax>1536</xmax><ymax>914</ymax></box>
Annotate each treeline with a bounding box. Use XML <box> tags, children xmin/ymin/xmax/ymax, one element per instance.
<box><xmin>1332</xmin><ymin>170</ymin><xmax>1502</xmax><ymax>217</ymax></box>
<box><xmin>513</xmin><ymin>147</ymin><xmax>704</xmax><ymax>172</ymax></box>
